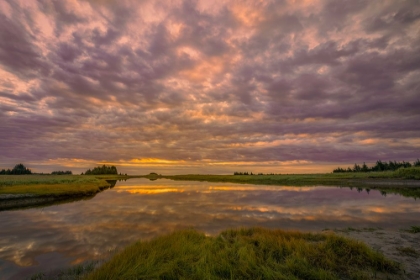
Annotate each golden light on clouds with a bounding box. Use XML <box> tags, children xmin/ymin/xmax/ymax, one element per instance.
<box><xmin>0</xmin><ymin>0</ymin><xmax>419</xmax><ymax>174</ymax></box>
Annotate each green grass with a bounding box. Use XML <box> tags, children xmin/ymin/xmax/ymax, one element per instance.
<box><xmin>392</xmin><ymin>167</ymin><xmax>420</xmax><ymax>180</ymax></box>
<box><xmin>85</xmin><ymin>227</ymin><xmax>401</xmax><ymax>280</ymax></box>
<box><xmin>407</xmin><ymin>226</ymin><xmax>420</xmax><ymax>234</ymax></box>
<box><xmin>0</xmin><ymin>175</ymin><xmax>125</xmax><ymax>196</ymax></box>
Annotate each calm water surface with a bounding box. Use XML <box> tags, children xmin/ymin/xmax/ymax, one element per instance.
<box><xmin>1</xmin><ymin>178</ymin><xmax>419</xmax><ymax>279</ymax></box>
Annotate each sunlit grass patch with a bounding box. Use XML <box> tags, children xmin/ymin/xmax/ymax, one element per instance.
<box><xmin>0</xmin><ymin>175</ymin><xmax>122</xmax><ymax>196</ymax></box>
<box><xmin>85</xmin><ymin>227</ymin><xmax>402</xmax><ymax>280</ymax></box>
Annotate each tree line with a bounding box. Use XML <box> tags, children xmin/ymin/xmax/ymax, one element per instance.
<box><xmin>233</xmin><ymin>172</ymin><xmax>281</xmax><ymax>175</ymax></box>
<box><xmin>82</xmin><ymin>165</ymin><xmax>118</xmax><ymax>175</ymax></box>
<box><xmin>0</xmin><ymin>163</ymin><xmax>121</xmax><ymax>176</ymax></box>
<box><xmin>0</xmin><ymin>163</ymin><xmax>32</xmax><ymax>175</ymax></box>
<box><xmin>333</xmin><ymin>159</ymin><xmax>420</xmax><ymax>173</ymax></box>
<box><xmin>51</xmin><ymin>170</ymin><xmax>73</xmax><ymax>175</ymax></box>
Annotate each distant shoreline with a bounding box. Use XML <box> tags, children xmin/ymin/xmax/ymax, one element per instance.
<box><xmin>1</xmin><ymin>171</ymin><xmax>420</xmax><ymax>211</ymax></box>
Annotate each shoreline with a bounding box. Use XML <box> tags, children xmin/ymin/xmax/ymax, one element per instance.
<box><xmin>1</xmin><ymin>173</ymin><xmax>419</xmax><ymax>211</ymax></box>
<box><xmin>0</xmin><ymin>190</ymin><xmax>101</xmax><ymax>211</ymax></box>
<box><xmin>0</xmin><ymin>176</ymin><xmax>120</xmax><ymax>211</ymax></box>
<box><xmin>332</xmin><ymin>228</ymin><xmax>420</xmax><ymax>280</ymax></box>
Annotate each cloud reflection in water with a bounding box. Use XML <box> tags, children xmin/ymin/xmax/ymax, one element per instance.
<box><xmin>0</xmin><ymin>178</ymin><xmax>419</xmax><ymax>278</ymax></box>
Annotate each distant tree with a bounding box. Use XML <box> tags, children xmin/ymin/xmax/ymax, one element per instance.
<box><xmin>332</xmin><ymin>159</ymin><xmax>420</xmax><ymax>173</ymax></box>
<box><xmin>353</xmin><ymin>164</ymin><xmax>361</xmax><ymax>172</ymax></box>
<box><xmin>51</xmin><ymin>170</ymin><xmax>72</xmax><ymax>175</ymax></box>
<box><xmin>83</xmin><ymin>165</ymin><xmax>118</xmax><ymax>175</ymax></box>
<box><xmin>361</xmin><ymin>163</ymin><xmax>369</xmax><ymax>172</ymax></box>
<box><xmin>333</xmin><ymin>167</ymin><xmax>346</xmax><ymax>173</ymax></box>
<box><xmin>8</xmin><ymin>164</ymin><xmax>32</xmax><ymax>175</ymax></box>
<box><xmin>0</xmin><ymin>164</ymin><xmax>32</xmax><ymax>175</ymax></box>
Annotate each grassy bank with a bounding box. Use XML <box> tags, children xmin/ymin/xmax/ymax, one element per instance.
<box><xmin>162</xmin><ymin>167</ymin><xmax>420</xmax><ymax>185</ymax></box>
<box><xmin>85</xmin><ymin>227</ymin><xmax>401</xmax><ymax>280</ymax></box>
<box><xmin>159</xmin><ymin>167</ymin><xmax>420</xmax><ymax>198</ymax></box>
<box><xmin>0</xmin><ymin>175</ymin><xmax>127</xmax><ymax>196</ymax></box>
<box><xmin>0</xmin><ymin>175</ymin><xmax>129</xmax><ymax>211</ymax></box>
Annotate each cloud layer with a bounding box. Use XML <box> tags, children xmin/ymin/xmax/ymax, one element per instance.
<box><xmin>1</xmin><ymin>0</ymin><xmax>419</xmax><ymax>173</ymax></box>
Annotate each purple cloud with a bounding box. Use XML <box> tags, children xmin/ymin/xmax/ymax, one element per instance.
<box><xmin>0</xmin><ymin>0</ymin><xmax>419</xmax><ymax>174</ymax></box>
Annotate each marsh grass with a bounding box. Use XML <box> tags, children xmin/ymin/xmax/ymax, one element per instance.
<box><xmin>85</xmin><ymin>228</ymin><xmax>401</xmax><ymax>280</ymax></box>
<box><xmin>407</xmin><ymin>226</ymin><xmax>420</xmax><ymax>234</ymax></box>
<box><xmin>162</xmin><ymin>168</ymin><xmax>420</xmax><ymax>198</ymax></box>
<box><xmin>164</xmin><ymin>167</ymin><xmax>420</xmax><ymax>186</ymax></box>
<box><xmin>0</xmin><ymin>175</ymin><xmax>103</xmax><ymax>196</ymax></box>
<box><xmin>392</xmin><ymin>167</ymin><xmax>420</xmax><ymax>180</ymax></box>
<box><xmin>0</xmin><ymin>175</ymin><xmax>124</xmax><ymax>196</ymax></box>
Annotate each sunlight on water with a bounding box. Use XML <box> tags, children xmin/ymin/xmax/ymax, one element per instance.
<box><xmin>0</xmin><ymin>178</ymin><xmax>419</xmax><ymax>278</ymax></box>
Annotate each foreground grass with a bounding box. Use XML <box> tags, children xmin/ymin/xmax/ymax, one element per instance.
<box><xmin>85</xmin><ymin>228</ymin><xmax>401</xmax><ymax>280</ymax></box>
<box><xmin>0</xmin><ymin>175</ymin><xmax>126</xmax><ymax>196</ymax></box>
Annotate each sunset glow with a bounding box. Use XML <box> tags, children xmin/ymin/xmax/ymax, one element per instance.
<box><xmin>1</xmin><ymin>0</ymin><xmax>419</xmax><ymax>174</ymax></box>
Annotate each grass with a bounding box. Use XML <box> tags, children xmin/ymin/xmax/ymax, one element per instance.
<box><xmin>85</xmin><ymin>227</ymin><xmax>402</xmax><ymax>280</ymax></box>
<box><xmin>0</xmin><ymin>175</ymin><xmax>126</xmax><ymax>196</ymax></box>
<box><xmin>2</xmin><ymin>167</ymin><xmax>419</xmax><ymax>198</ymax></box>
<box><xmin>393</xmin><ymin>167</ymin><xmax>420</xmax><ymax>180</ymax></box>
<box><xmin>407</xmin><ymin>226</ymin><xmax>420</xmax><ymax>234</ymax></box>
<box><xmin>162</xmin><ymin>167</ymin><xmax>420</xmax><ymax>186</ymax></box>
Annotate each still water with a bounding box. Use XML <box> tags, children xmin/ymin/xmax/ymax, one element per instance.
<box><xmin>1</xmin><ymin>178</ymin><xmax>419</xmax><ymax>279</ymax></box>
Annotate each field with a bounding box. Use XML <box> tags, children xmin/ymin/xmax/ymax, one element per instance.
<box><xmin>0</xmin><ymin>175</ymin><xmax>128</xmax><ymax>196</ymax></box>
<box><xmin>1</xmin><ymin>167</ymin><xmax>419</xmax><ymax>199</ymax></box>
<box><xmin>161</xmin><ymin>167</ymin><xmax>420</xmax><ymax>185</ymax></box>
<box><xmin>0</xmin><ymin>174</ymin><xmax>128</xmax><ymax>211</ymax></box>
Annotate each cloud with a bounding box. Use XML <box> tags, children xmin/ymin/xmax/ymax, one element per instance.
<box><xmin>0</xmin><ymin>0</ymin><xmax>419</xmax><ymax>173</ymax></box>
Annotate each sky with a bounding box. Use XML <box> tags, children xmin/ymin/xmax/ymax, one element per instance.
<box><xmin>0</xmin><ymin>0</ymin><xmax>419</xmax><ymax>175</ymax></box>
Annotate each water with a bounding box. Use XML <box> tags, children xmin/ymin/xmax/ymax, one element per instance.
<box><xmin>0</xmin><ymin>178</ymin><xmax>419</xmax><ymax>279</ymax></box>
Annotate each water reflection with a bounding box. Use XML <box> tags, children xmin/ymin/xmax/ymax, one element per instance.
<box><xmin>0</xmin><ymin>179</ymin><xmax>419</xmax><ymax>279</ymax></box>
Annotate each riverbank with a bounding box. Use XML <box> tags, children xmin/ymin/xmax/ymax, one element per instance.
<box><xmin>1</xmin><ymin>168</ymin><xmax>419</xmax><ymax>211</ymax></box>
<box><xmin>0</xmin><ymin>175</ymin><xmax>128</xmax><ymax>211</ymax></box>
<box><xmin>158</xmin><ymin>168</ymin><xmax>420</xmax><ymax>198</ymax></box>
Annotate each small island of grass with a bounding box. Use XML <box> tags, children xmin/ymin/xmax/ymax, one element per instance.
<box><xmin>85</xmin><ymin>227</ymin><xmax>402</xmax><ymax>280</ymax></box>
